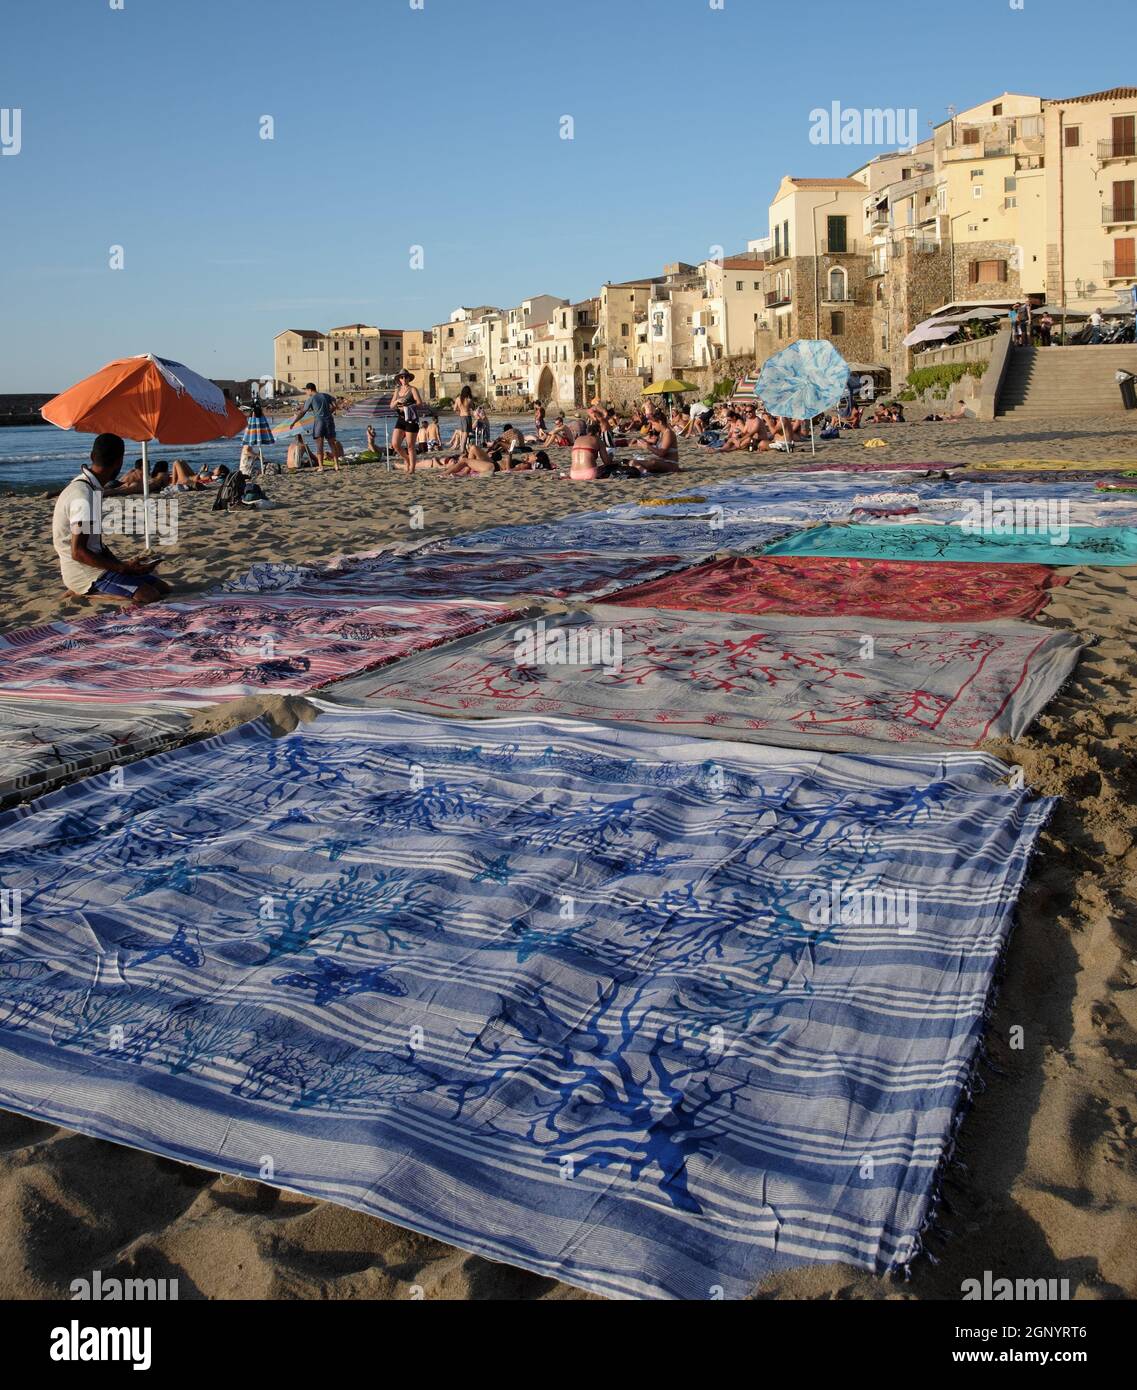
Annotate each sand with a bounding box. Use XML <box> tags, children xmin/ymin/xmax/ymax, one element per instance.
<box><xmin>0</xmin><ymin>414</ymin><xmax>1134</xmax><ymax>1300</ymax></box>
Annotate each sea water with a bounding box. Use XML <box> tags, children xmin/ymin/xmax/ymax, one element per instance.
<box><xmin>0</xmin><ymin>415</ymin><xmax>506</xmax><ymax>493</ymax></box>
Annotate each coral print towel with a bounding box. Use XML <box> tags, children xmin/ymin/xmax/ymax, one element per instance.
<box><xmin>0</xmin><ymin>705</ymin><xmax>1053</xmax><ymax>1299</ymax></box>
<box><xmin>0</xmin><ymin>597</ymin><xmax>510</xmax><ymax>706</ymax></box>
<box><xmin>609</xmin><ymin>555</ymin><xmax>1066</xmax><ymax>623</ymax></box>
<box><xmin>323</xmin><ymin>605</ymin><xmax>1082</xmax><ymax>753</ymax></box>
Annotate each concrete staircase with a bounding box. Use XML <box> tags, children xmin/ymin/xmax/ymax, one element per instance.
<box><xmin>996</xmin><ymin>344</ymin><xmax>1137</xmax><ymax>417</ymax></box>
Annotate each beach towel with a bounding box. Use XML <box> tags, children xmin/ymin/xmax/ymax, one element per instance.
<box><xmin>323</xmin><ymin>605</ymin><xmax>1082</xmax><ymax>754</ymax></box>
<box><xmin>429</xmin><ymin>513</ymin><xmax>794</xmax><ymax>557</ymax></box>
<box><xmin>608</xmin><ymin>555</ymin><xmax>1066</xmax><ymax>623</ymax></box>
<box><xmin>0</xmin><ymin>596</ymin><xmax>511</xmax><ymax>706</ymax></box>
<box><xmin>0</xmin><ymin>698</ymin><xmax>189</xmax><ymax>804</ymax></box>
<box><xmin>799</xmin><ymin>460</ymin><xmax>962</xmax><ymax>474</ymax></box>
<box><xmin>0</xmin><ymin>704</ymin><xmax>1053</xmax><ymax>1300</ymax></box>
<box><xmin>763</xmin><ymin>522</ymin><xmax>1137</xmax><ymax>567</ymax></box>
<box><xmin>222</xmin><ymin>550</ymin><xmax>694</xmax><ymax>603</ymax></box>
<box><xmin>963</xmin><ymin>459</ymin><xmax>1137</xmax><ymax>472</ymax></box>
<box><xmin>864</xmin><ymin>498</ymin><xmax>1137</xmax><ymax>529</ymax></box>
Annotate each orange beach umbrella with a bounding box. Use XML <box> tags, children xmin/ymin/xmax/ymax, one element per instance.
<box><xmin>42</xmin><ymin>354</ymin><xmax>247</xmax><ymax>547</ymax></box>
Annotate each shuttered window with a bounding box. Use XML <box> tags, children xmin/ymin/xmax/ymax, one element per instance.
<box><xmin>969</xmin><ymin>259</ymin><xmax>1008</xmax><ymax>283</ymax></box>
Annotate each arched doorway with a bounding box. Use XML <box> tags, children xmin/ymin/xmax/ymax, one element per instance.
<box><xmin>428</xmin><ymin>373</ymin><xmax>437</xmax><ymax>399</ymax></box>
<box><xmin>537</xmin><ymin>365</ymin><xmax>556</xmax><ymax>405</ymax></box>
<box><xmin>573</xmin><ymin>366</ymin><xmax>584</xmax><ymax>407</ymax></box>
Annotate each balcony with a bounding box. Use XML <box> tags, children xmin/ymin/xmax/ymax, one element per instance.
<box><xmin>820</xmin><ymin>238</ymin><xmax>860</xmax><ymax>256</ymax></box>
<box><xmin>765</xmin><ymin>246</ymin><xmax>791</xmax><ymax>264</ymax></box>
<box><xmin>1104</xmin><ymin>261</ymin><xmax>1137</xmax><ymax>282</ymax></box>
<box><xmin>765</xmin><ymin>289</ymin><xmax>791</xmax><ymax>307</ymax></box>
<box><xmin>1099</xmin><ymin>138</ymin><xmax>1137</xmax><ymax>162</ymax></box>
<box><xmin>892</xmin><ymin>236</ymin><xmax>942</xmax><ymax>257</ymax></box>
<box><xmin>1103</xmin><ymin>205</ymin><xmax>1137</xmax><ymax>226</ymax></box>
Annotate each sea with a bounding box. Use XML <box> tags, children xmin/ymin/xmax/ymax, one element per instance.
<box><xmin>0</xmin><ymin>415</ymin><xmax>495</xmax><ymax>494</ymax></box>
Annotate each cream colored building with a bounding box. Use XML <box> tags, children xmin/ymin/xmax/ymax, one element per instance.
<box><xmin>754</xmin><ymin>176</ymin><xmax>876</xmax><ymax>367</ymax></box>
<box><xmin>1042</xmin><ymin>87</ymin><xmax>1137</xmax><ymax>309</ymax></box>
<box><xmin>274</xmin><ymin>324</ymin><xmax>410</xmax><ymax>394</ymax></box>
<box><xmin>594</xmin><ymin>278</ymin><xmax>662</xmax><ymax>404</ymax></box>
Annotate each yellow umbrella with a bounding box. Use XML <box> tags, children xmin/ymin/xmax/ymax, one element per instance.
<box><xmin>642</xmin><ymin>379</ymin><xmax>698</xmax><ymax>395</ymax></box>
<box><xmin>642</xmin><ymin>378</ymin><xmax>699</xmax><ymax>414</ymax></box>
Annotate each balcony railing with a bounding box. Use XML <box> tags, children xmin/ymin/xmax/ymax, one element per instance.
<box><xmin>1099</xmin><ymin>138</ymin><xmax>1137</xmax><ymax>161</ymax></box>
<box><xmin>1103</xmin><ymin>205</ymin><xmax>1137</xmax><ymax>225</ymax></box>
<box><xmin>765</xmin><ymin>290</ymin><xmax>791</xmax><ymax>307</ymax></box>
<box><xmin>892</xmin><ymin>236</ymin><xmax>942</xmax><ymax>256</ymax></box>
<box><xmin>765</xmin><ymin>246</ymin><xmax>791</xmax><ymax>263</ymax></box>
<box><xmin>820</xmin><ymin>238</ymin><xmax>859</xmax><ymax>255</ymax></box>
<box><xmin>1104</xmin><ymin>261</ymin><xmax>1137</xmax><ymax>281</ymax></box>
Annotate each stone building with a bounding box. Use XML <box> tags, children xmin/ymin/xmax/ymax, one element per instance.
<box><xmin>753</xmin><ymin>177</ymin><xmax>876</xmax><ymax>370</ymax></box>
<box><xmin>595</xmin><ymin>277</ymin><xmax>662</xmax><ymax>406</ymax></box>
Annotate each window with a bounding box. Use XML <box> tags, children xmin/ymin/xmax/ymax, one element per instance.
<box><xmin>969</xmin><ymin>259</ymin><xmax>1008</xmax><ymax>283</ymax></box>
<box><xmin>620</xmin><ymin>323</ymin><xmax>629</xmax><ymax>336</ymax></box>
<box><xmin>302</xmin><ymin>338</ymin><xmax>318</xmax><ymax>351</ymax></box>
<box><xmin>829</xmin><ymin>311</ymin><xmax>845</xmax><ymax>335</ymax></box>
<box><xmin>1065</xmin><ymin>126</ymin><xmax>1081</xmax><ymax>148</ymax></box>
<box><xmin>962</xmin><ymin>127</ymin><xmax>980</xmax><ymax>145</ymax></box>
<box><xmin>970</xmin><ymin>168</ymin><xmax>984</xmax><ymax>177</ymax></box>
<box><xmin>736</xmin><ymin>280</ymin><xmax>743</xmax><ymax>291</ymax></box>
<box><xmin>1004</xmin><ymin>197</ymin><xmax>1018</xmax><ymax>209</ymax></box>
<box><xmin>992</xmin><ymin>103</ymin><xmax>1003</xmax><ymax>116</ymax></box>
<box><xmin>753</xmin><ymin>281</ymin><xmax>760</xmax><ymax>290</ymax></box>
<box><xmin>973</xmin><ymin>184</ymin><xmax>983</xmax><ymax>199</ymax></box>
<box><xmin>774</xmin><ymin>225</ymin><xmax>781</xmax><ymax>258</ymax></box>
<box><xmin>827</xmin><ymin>266</ymin><xmax>847</xmax><ymax>301</ymax></box>
<box><xmin>1112</xmin><ymin>179</ymin><xmax>1135</xmax><ymax>219</ymax></box>
<box><xmin>783</xmin><ymin>219</ymin><xmax>790</xmax><ymax>257</ymax></box>
<box><xmin>826</xmin><ymin>215</ymin><xmax>848</xmax><ymax>252</ymax></box>
<box><xmin>334</xmin><ymin>373</ymin><xmax>342</xmax><ymax>383</ymax></box>
<box><xmin>1114</xmin><ymin>237</ymin><xmax>1136</xmax><ymax>277</ymax></box>
<box><xmin>1112</xmin><ymin>114</ymin><xmax>1135</xmax><ymax>157</ymax></box>
<box><xmin>1004</xmin><ymin>176</ymin><xmax>1017</xmax><ymax>191</ymax></box>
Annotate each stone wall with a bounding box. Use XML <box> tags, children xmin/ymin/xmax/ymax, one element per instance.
<box><xmin>951</xmin><ymin>238</ymin><xmax>1021</xmax><ymax>303</ymax></box>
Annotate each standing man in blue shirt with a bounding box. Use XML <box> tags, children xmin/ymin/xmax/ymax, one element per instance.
<box><xmin>288</xmin><ymin>382</ymin><xmax>339</xmax><ymax>471</ymax></box>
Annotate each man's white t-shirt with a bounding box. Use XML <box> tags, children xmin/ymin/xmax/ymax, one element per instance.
<box><xmin>52</xmin><ymin>468</ymin><xmax>104</xmax><ymax>594</ymax></box>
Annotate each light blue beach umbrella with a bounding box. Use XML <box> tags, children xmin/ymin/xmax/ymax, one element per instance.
<box><xmin>757</xmin><ymin>339</ymin><xmax>851</xmax><ymax>453</ymax></box>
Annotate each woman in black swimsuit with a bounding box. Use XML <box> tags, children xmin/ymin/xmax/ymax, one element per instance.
<box><xmin>390</xmin><ymin>369</ymin><xmax>424</xmax><ymax>474</ymax></box>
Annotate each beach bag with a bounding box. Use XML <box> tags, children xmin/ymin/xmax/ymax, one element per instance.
<box><xmin>211</xmin><ymin>472</ymin><xmax>246</xmax><ymax>511</ymax></box>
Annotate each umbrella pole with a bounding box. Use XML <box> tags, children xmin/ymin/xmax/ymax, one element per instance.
<box><xmin>810</xmin><ymin>418</ymin><xmax>816</xmax><ymax>455</ymax></box>
<box><xmin>141</xmin><ymin>439</ymin><xmax>152</xmax><ymax>550</ymax></box>
<box><xmin>384</xmin><ymin>418</ymin><xmax>390</xmax><ymax>471</ymax></box>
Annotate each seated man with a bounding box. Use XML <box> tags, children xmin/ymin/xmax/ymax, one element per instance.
<box><xmin>52</xmin><ymin>432</ymin><xmax>171</xmax><ymax>605</ymax></box>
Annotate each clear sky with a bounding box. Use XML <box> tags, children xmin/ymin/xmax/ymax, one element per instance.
<box><xmin>0</xmin><ymin>0</ymin><xmax>1128</xmax><ymax>391</ymax></box>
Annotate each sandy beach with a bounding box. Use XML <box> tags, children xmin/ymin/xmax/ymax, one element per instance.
<box><xmin>0</xmin><ymin>415</ymin><xmax>1135</xmax><ymax>1301</ymax></box>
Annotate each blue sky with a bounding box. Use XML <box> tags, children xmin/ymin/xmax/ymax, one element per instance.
<box><xmin>0</xmin><ymin>0</ymin><xmax>1128</xmax><ymax>390</ymax></box>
